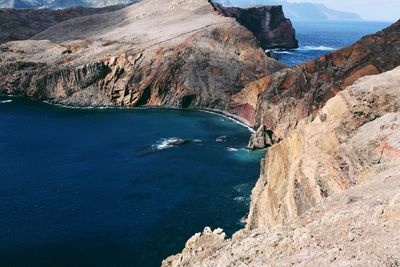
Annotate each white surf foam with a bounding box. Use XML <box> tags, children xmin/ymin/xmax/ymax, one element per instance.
<box><xmin>273</xmin><ymin>50</ymin><xmax>294</xmax><ymax>54</ymax></box>
<box><xmin>227</xmin><ymin>147</ymin><xmax>239</xmax><ymax>152</ymax></box>
<box><xmin>297</xmin><ymin>45</ymin><xmax>336</xmax><ymax>51</ymax></box>
<box><xmin>0</xmin><ymin>100</ymin><xmax>12</xmax><ymax>104</ymax></box>
<box><xmin>152</xmin><ymin>138</ymin><xmax>182</xmax><ymax>151</ymax></box>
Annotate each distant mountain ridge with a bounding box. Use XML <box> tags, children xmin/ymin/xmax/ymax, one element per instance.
<box><xmin>0</xmin><ymin>0</ymin><xmax>362</xmax><ymax>21</ymax></box>
<box><xmin>0</xmin><ymin>0</ymin><xmax>136</xmax><ymax>9</ymax></box>
<box><xmin>214</xmin><ymin>0</ymin><xmax>362</xmax><ymax>21</ymax></box>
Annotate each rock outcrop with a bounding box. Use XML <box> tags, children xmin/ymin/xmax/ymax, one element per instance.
<box><xmin>164</xmin><ymin>65</ymin><xmax>400</xmax><ymax>267</ymax></box>
<box><xmin>0</xmin><ymin>0</ymin><xmax>139</xmax><ymax>9</ymax></box>
<box><xmin>0</xmin><ymin>0</ymin><xmax>285</xmax><ymax>109</ymax></box>
<box><xmin>230</xmin><ymin>20</ymin><xmax>400</xmax><ymax>147</ymax></box>
<box><xmin>211</xmin><ymin>3</ymin><xmax>298</xmax><ymax>49</ymax></box>
<box><xmin>0</xmin><ymin>5</ymin><xmax>128</xmax><ymax>44</ymax></box>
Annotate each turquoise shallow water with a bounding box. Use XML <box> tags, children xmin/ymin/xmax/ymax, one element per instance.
<box><xmin>0</xmin><ymin>96</ymin><xmax>264</xmax><ymax>267</ymax></box>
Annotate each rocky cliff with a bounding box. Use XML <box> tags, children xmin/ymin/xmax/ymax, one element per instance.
<box><xmin>229</xmin><ymin>20</ymin><xmax>400</xmax><ymax>149</ymax></box>
<box><xmin>0</xmin><ymin>0</ymin><xmax>285</xmax><ymax>108</ymax></box>
<box><xmin>0</xmin><ymin>5</ymin><xmax>127</xmax><ymax>44</ymax></box>
<box><xmin>0</xmin><ymin>0</ymin><xmax>139</xmax><ymax>9</ymax></box>
<box><xmin>211</xmin><ymin>3</ymin><xmax>298</xmax><ymax>49</ymax></box>
<box><xmin>163</xmin><ymin>19</ymin><xmax>400</xmax><ymax>266</ymax></box>
<box><xmin>164</xmin><ymin>65</ymin><xmax>400</xmax><ymax>267</ymax></box>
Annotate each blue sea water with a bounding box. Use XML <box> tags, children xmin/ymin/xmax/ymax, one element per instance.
<box><xmin>0</xmin><ymin>97</ymin><xmax>264</xmax><ymax>267</ymax></box>
<box><xmin>0</xmin><ymin>20</ymin><xmax>394</xmax><ymax>267</ymax></box>
<box><xmin>275</xmin><ymin>21</ymin><xmax>393</xmax><ymax>66</ymax></box>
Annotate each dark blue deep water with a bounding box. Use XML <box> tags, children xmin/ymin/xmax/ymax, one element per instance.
<box><xmin>0</xmin><ymin>96</ymin><xmax>265</xmax><ymax>267</ymax></box>
<box><xmin>276</xmin><ymin>21</ymin><xmax>393</xmax><ymax>66</ymax></box>
<box><xmin>0</xmin><ymin>20</ymin><xmax>394</xmax><ymax>267</ymax></box>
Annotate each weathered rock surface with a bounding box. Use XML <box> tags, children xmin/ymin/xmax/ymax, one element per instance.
<box><xmin>0</xmin><ymin>0</ymin><xmax>285</xmax><ymax>109</ymax></box>
<box><xmin>164</xmin><ymin>66</ymin><xmax>400</xmax><ymax>267</ymax></box>
<box><xmin>211</xmin><ymin>3</ymin><xmax>298</xmax><ymax>49</ymax></box>
<box><xmin>230</xmin><ymin>20</ymin><xmax>400</xmax><ymax>147</ymax></box>
<box><xmin>0</xmin><ymin>5</ymin><xmax>128</xmax><ymax>44</ymax></box>
<box><xmin>0</xmin><ymin>0</ymin><xmax>138</xmax><ymax>9</ymax></box>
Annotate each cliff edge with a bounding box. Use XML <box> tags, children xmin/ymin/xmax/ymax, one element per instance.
<box><xmin>211</xmin><ymin>3</ymin><xmax>298</xmax><ymax>49</ymax></box>
<box><xmin>164</xmin><ymin>65</ymin><xmax>400</xmax><ymax>267</ymax></box>
<box><xmin>229</xmin><ymin>20</ymin><xmax>400</xmax><ymax>148</ymax></box>
<box><xmin>0</xmin><ymin>0</ymin><xmax>289</xmax><ymax>110</ymax></box>
<box><xmin>0</xmin><ymin>5</ymin><xmax>128</xmax><ymax>44</ymax></box>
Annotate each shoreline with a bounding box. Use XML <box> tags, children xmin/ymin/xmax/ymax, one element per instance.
<box><xmin>0</xmin><ymin>94</ymin><xmax>255</xmax><ymax>133</ymax></box>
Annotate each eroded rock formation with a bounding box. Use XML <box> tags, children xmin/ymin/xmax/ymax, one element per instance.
<box><xmin>0</xmin><ymin>5</ymin><xmax>128</xmax><ymax>44</ymax></box>
<box><xmin>211</xmin><ymin>3</ymin><xmax>298</xmax><ymax>49</ymax></box>
<box><xmin>164</xmin><ymin>65</ymin><xmax>400</xmax><ymax>267</ymax></box>
<box><xmin>230</xmin><ymin>20</ymin><xmax>400</xmax><ymax>147</ymax></box>
<box><xmin>0</xmin><ymin>0</ymin><xmax>285</xmax><ymax>108</ymax></box>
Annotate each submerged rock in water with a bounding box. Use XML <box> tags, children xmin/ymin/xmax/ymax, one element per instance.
<box><xmin>216</xmin><ymin>136</ymin><xmax>228</xmax><ymax>142</ymax></box>
<box><xmin>136</xmin><ymin>138</ymin><xmax>190</xmax><ymax>156</ymax></box>
<box><xmin>168</xmin><ymin>139</ymin><xmax>190</xmax><ymax>146</ymax></box>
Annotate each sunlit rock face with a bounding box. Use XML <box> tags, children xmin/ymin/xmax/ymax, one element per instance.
<box><xmin>0</xmin><ymin>0</ymin><xmax>139</xmax><ymax>9</ymax></box>
<box><xmin>211</xmin><ymin>3</ymin><xmax>298</xmax><ymax>49</ymax></box>
<box><xmin>164</xmin><ymin>65</ymin><xmax>400</xmax><ymax>267</ymax></box>
<box><xmin>230</xmin><ymin>20</ymin><xmax>400</xmax><ymax>148</ymax></box>
<box><xmin>0</xmin><ymin>0</ymin><xmax>285</xmax><ymax>109</ymax></box>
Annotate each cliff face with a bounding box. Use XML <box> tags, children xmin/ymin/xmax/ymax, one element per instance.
<box><xmin>0</xmin><ymin>0</ymin><xmax>139</xmax><ymax>9</ymax></box>
<box><xmin>0</xmin><ymin>5</ymin><xmax>128</xmax><ymax>44</ymax></box>
<box><xmin>0</xmin><ymin>0</ymin><xmax>285</xmax><ymax>109</ymax></box>
<box><xmin>247</xmin><ymin>66</ymin><xmax>400</xmax><ymax>228</ymax></box>
<box><xmin>229</xmin><ymin>20</ymin><xmax>400</xmax><ymax>148</ymax></box>
<box><xmin>164</xmin><ymin>20</ymin><xmax>400</xmax><ymax>265</ymax></box>
<box><xmin>211</xmin><ymin>3</ymin><xmax>298</xmax><ymax>49</ymax></box>
<box><xmin>164</xmin><ymin>65</ymin><xmax>400</xmax><ymax>267</ymax></box>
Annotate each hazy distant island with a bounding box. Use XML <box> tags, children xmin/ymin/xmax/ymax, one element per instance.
<box><xmin>215</xmin><ymin>0</ymin><xmax>362</xmax><ymax>21</ymax></box>
<box><xmin>0</xmin><ymin>0</ymin><xmax>362</xmax><ymax>21</ymax></box>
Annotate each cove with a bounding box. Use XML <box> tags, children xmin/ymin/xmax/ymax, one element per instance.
<box><xmin>0</xmin><ymin>96</ymin><xmax>265</xmax><ymax>267</ymax></box>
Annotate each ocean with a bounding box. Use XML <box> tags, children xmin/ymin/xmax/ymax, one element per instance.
<box><xmin>275</xmin><ymin>21</ymin><xmax>392</xmax><ymax>66</ymax></box>
<box><xmin>0</xmin><ymin>20</ymin><xmax>393</xmax><ymax>267</ymax></box>
<box><xmin>0</xmin><ymin>97</ymin><xmax>264</xmax><ymax>267</ymax></box>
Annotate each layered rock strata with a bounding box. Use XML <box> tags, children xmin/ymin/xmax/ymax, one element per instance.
<box><xmin>210</xmin><ymin>3</ymin><xmax>298</xmax><ymax>49</ymax></box>
<box><xmin>0</xmin><ymin>5</ymin><xmax>128</xmax><ymax>44</ymax></box>
<box><xmin>230</xmin><ymin>20</ymin><xmax>400</xmax><ymax>148</ymax></box>
<box><xmin>0</xmin><ymin>0</ymin><xmax>285</xmax><ymax>108</ymax></box>
<box><xmin>164</xmin><ymin>65</ymin><xmax>400</xmax><ymax>267</ymax></box>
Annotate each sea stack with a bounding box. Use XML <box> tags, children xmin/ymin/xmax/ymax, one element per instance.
<box><xmin>211</xmin><ymin>3</ymin><xmax>299</xmax><ymax>49</ymax></box>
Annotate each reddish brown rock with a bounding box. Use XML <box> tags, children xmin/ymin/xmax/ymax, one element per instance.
<box><xmin>229</xmin><ymin>20</ymin><xmax>400</xmax><ymax>147</ymax></box>
<box><xmin>211</xmin><ymin>3</ymin><xmax>298</xmax><ymax>49</ymax></box>
<box><xmin>0</xmin><ymin>0</ymin><xmax>286</xmax><ymax>109</ymax></box>
<box><xmin>0</xmin><ymin>5</ymin><xmax>128</xmax><ymax>44</ymax></box>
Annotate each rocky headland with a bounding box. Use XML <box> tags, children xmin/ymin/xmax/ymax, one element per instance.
<box><xmin>0</xmin><ymin>5</ymin><xmax>128</xmax><ymax>44</ymax></box>
<box><xmin>164</xmin><ymin>63</ymin><xmax>400</xmax><ymax>267</ymax></box>
<box><xmin>0</xmin><ymin>0</ymin><xmax>294</xmax><ymax>109</ymax></box>
<box><xmin>232</xmin><ymin>20</ymin><xmax>400</xmax><ymax>149</ymax></box>
<box><xmin>210</xmin><ymin>3</ymin><xmax>298</xmax><ymax>49</ymax></box>
<box><xmin>1</xmin><ymin>0</ymin><xmax>400</xmax><ymax>266</ymax></box>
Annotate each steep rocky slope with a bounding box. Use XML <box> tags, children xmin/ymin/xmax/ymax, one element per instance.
<box><xmin>0</xmin><ymin>0</ymin><xmax>286</xmax><ymax>108</ymax></box>
<box><xmin>228</xmin><ymin>20</ymin><xmax>400</xmax><ymax>148</ymax></box>
<box><xmin>211</xmin><ymin>3</ymin><xmax>298</xmax><ymax>49</ymax></box>
<box><xmin>0</xmin><ymin>0</ymin><xmax>138</xmax><ymax>9</ymax></box>
<box><xmin>0</xmin><ymin>5</ymin><xmax>128</xmax><ymax>44</ymax></box>
<box><xmin>164</xmin><ymin>65</ymin><xmax>400</xmax><ymax>267</ymax></box>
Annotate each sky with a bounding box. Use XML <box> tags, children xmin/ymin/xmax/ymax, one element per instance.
<box><xmin>286</xmin><ymin>0</ymin><xmax>400</xmax><ymax>21</ymax></box>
